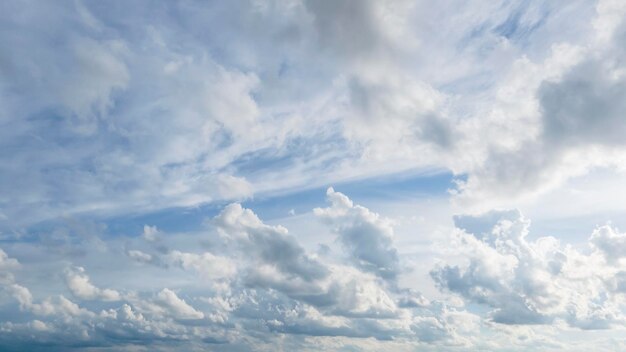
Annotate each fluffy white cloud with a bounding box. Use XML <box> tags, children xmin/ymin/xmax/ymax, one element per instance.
<box><xmin>315</xmin><ymin>187</ymin><xmax>400</xmax><ymax>280</ymax></box>
<box><xmin>432</xmin><ymin>209</ymin><xmax>626</xmax><ymax>329</ymax></box>
<box><xmin>10</xmin><ymin>284</ymin><xmax>93</xmax><ymax>318</ymax></box>
<box><xmin>0</xmin><ymin>248</ymin><xmax>18</xmax><ymax>285</ymax></box>
<box><xmin>64</xmin><ymin>266</ymin><xmax>121</xmax><ymax>301</ymax></box>
<box><xmin>152</xmin><ymin>288</ymin><xmax>205</xmax><ymax>320</ymax></box>
<box><xmin>166</xmin><ymin>250</ymin><xmax>236</xmax><ymax>280</ymax></box>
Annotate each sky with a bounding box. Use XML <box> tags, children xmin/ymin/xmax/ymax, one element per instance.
<box><xmin>2</xmin><ymin>0</ymin><xmax>626</xmax><ymax>350</ymax></box>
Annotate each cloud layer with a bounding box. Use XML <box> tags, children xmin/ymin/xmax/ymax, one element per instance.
<box><xmin>2</xmin><ymin>0</ymin><xmax>625</xmax><ymax>227</ymax></box>
<box><xmin>2</xmin><ymin>189</ymin><xmax>626</xmax><ymax>350</ymax></box>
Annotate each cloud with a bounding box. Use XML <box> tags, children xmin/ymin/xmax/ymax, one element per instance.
<box><xmin>453</xmin><ymin>0</ymin><xmax>626</xmax><ymax>208</ymax></box>
<box><xmin>152</xmin><ymin>288</ymin><xmax>204</xmax><ymax>320</ymax></box>
<box><xmin>0</xmin><ymin>1</ymin><xmax>262</xmax><ymax>227</ymax></box>
<box><xmin>10</xmin><ymin>284</ymin><xmax>94</xmax><ymax>318</ymax></box>
<box><xmin>166</xmin><ymin>250</ymin><xmax>237</xmax><ymax>280</ymax></box>
<box><xmin>11</xmin><ymin>188</ymin><xmax>620</xmax><ymax>349</ymax></box>
<box><xmin>303</xmin><ymin>0</ymin><xmax>413</xmax><ymax>62</ymax></box>
<box><xmin>142</xmin><ymin>225</ymin><xmax>159</xmax><ymax>242</ymax></box>
<box><xmin>590</xmin><ymin>225</ymin><xmax>626</xmax><ymax>265</ymax></box>
<box><xmin>0</xmin><ymin>248</ymin><xmax>18</xmax><ymax>286</ymax></box>
<box><xmin>0</xmin><ymin>0</ymin><xmax>613</xmax><ymax>227</ymax></box>
<box><xmin>64</xmin><ymin>266</ymin><xmax>121</xmax><ymax>301</ymax></box>
<box><xmin>315</xmin><ymin>187</ymin><xmax>400</xmax><ymax>280</ymax></box>
<box><xmin>214</xmin><ymin>203</ymin><xmax>329</xmax><ymax>282</ymax></box>
<box><xmin>432</xmin><ymin>209</ymin><xmax>626</xmax><ymax>329</ymax></box>
<box><xmin>126</xmin><ymin>249</ymin><xmax>154</xmax><ymax>264</ymax></box>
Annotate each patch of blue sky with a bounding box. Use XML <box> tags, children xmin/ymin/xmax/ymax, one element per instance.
<box><xmin>527</xmin><ymin>210</ymin><xmax>626</xmax><ymax>245</ymax></box>
<box><xmin>9</xmin><ymin>169</ymin><xmax>455</xmax><ymax>243</ymax></box>
<box><xmin>243</xmin><ymin>169</ymin><xmax>455</xmax><ymax>221</ymax></box>
<box><xmin>493</xmin><ymin>1</ymin><xmax>550</xmax><ymax>45</ymax></box>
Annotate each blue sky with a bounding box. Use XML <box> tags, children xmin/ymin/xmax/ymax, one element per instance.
<box><xmin>3</xmin><ymin>0</ymin><xmax>626</xmax><ymax>351</ymax></box>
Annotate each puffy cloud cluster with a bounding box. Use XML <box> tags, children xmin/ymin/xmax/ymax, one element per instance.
<box><xmin>5</xmin><ymin>189</ymin><xmax>626</xmax><ymax>350</ymax></box>
<box><xmin>432</xmin><ymin>209</ymin><xmax>626</xmax><ymax>329</ymax></box>
<box><xmin>0</xmin><ymin>190</ymin><xmax>480</xmax><ymax>350</ymax></box>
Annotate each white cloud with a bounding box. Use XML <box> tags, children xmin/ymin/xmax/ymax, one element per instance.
<box><xmin>142</xmin><ymin>225</ymin><xmax>159</xmax><ymax>242</ymax></box>
<box><xmin>0</xmin><ymin>0</ymin><xmax>621</xmax><ymax>226</ymax></box>
<box><xmin>127</xmin><ymin>249</ymin><xmax>153</xmax><ymax>264</ymax></box>
<box><xmin>10</xmin><ymin>283</ymin><xmax>94</xmax><ymax>318</ymax></box>
<box><xmin>0</xmin><ymin>248</ymin><xmax>18</xmax><ymax>285</ymax></box>
<box><xmin>315</xmin><ymin>187</ymin><xmax>400</xmax><ymax>280</ymax></box>
<box><xmin>590</xmin><ymin>226</ymin><xmax>626</xmax><ymax>265</ymax></box>
<box><xmin>153</xmin><ymin>288</ymin><xmax>204</xmax><ymax>320</ymax></box>
<box><xmin>64</xmin><ymin>266</ymin><xmax>121</xmax><ymax>301</ymax></box>
<box><xmin>166</xmin><ymin>250</ymin><xmax>236</xmax><ymax>280</ymax></box>
<box><xmin>432</xmin><ymin>209</ymin><xmax>626</xmax><ymax>329</ymax></box>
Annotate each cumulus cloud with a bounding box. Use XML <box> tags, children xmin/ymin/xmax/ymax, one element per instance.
<box><xmin>10</xmin><ymin>284</ymin><xmax>93</xmax><ymax>318</ymax></box>
<box><xmin>166</xmin><ymin>250</ymin><xmax>236</xmax><ymax>280</ymax></box>
<box><xmin>0</xmin><ymin>248</ymin><xmax>19</xmax><ymax>285</ymax></box>
<box><xmin>214</xmin><ymin>203</ymin><xmax>329</xmax><ymax>282</ymax></box>
<box><xmin>64</xmin><ymin>266</ymin><xmax>121</xmax><ymax>301</ymax></box>
<box><xmin>0</xmin><ymin>191</ymin><xmax>482</xmax><ymax>349</ymax></box>
<box><xmin>8</xmin><ymin>187</ymin><xmax>626</xmax><ymax>349</ymax></box>
<box><xmin>315</xmin><ymin>187</ymin><xmax>400</xmax><ymax>280</ymax></box>
<box><xmin>432</xmin><ymin>209</ymin><xmax>626</xmax><ymax>329</ymax></box>
<box><xmin>590</xmin><ymin>226</ymin><xmax>626</xmax><ymax>265</ymax></box>
<box><xmin>152</xmin><ymin>288</ymin><xmax>204</xmax><ymax>320</ymax></box>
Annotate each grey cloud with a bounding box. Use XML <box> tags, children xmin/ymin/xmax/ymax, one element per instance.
<box><xmin>304</xmin><ymin>0</ymin><xmax>393</xmax><ymax>61</ymax></box>
<box><xmin>214</xmin><ymin>203</ymin><xmax>329</xmax><ymax>282</ymax></box>
<box><xmin>211</xmin><ymin>202</ymin><xmax>401</xmax><ymax>320</ymax></box>
<box><xmin>590</xmin><ymin>225</ymin><xmax>626</xmax><ymax>265</ymax></box>
<box><xmin>540</xmin><ymin>60</ymin><xmax>626</xmax><ymax>146</ymax></box>
<box><xmin>456</xmin><ymin>10</ymin><xmax>626</xmax><ymax>206</ymax></box>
